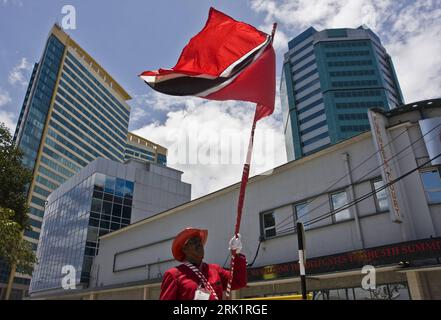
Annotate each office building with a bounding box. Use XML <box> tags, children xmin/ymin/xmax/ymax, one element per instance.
<box><xmin>281</xmin><ymin>26</ymin><xmax>404</xmax><ymax>160</ymax></box>
<box><xmin>29</xmin><ymin>157</ymin><xmax>190</xmax><ymax>294</ymax></box>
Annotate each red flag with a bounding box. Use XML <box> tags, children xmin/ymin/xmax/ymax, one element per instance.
<box><xmin>139</xmin><ymin>7</ymin><xmax>276</xmax><ymax>121</ymax></box>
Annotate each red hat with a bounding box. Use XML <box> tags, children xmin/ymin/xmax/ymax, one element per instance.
<box><xmin>172</xmin><ymin>227</ymin><xmax>208</xmax><ymax>262</ymax></box>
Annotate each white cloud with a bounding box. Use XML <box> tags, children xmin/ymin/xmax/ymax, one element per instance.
<box><xmin>0</xmin><ymin>88</ymin><xmax>11</xmax><ymax>107</ymax></box>
<box><xmin>0</xmin><ymin>110</ymin><xmax>16</xmax><ymax>133</ymax></box>
<box><xmin>132</xmin><ymin>94</ymin><xmax>286</xmax><ymax>199</ymax></box>
<box><xmin>130</xmin><ymin>1</ymin><xmax>441</xmax><ymax>200</ymax></box>
<box><xmin>8</xmin><ymin>57</ymin><xmax>32</xmax><ymax>86</ymax></box>
<box><xmin>249</xmin><ymin>0</ymin><xmax>441</xmax><ymax>102</ymax></box>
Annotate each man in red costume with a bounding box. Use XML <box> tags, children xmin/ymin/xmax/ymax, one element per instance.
<box><xmin>160</xmin><ymin>227</ymin><xmax>247</xmax><ymax>300</ymax></box>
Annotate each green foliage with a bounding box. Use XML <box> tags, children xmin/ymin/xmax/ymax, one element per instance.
<box><xmin>0</xmin><ymin>207</ymin><xmax>36</xmax><ymax>275</ymax></box>
<box><xmin>0</xmin><ymin>122</ymin><xmax>36</xmax><ymax>275</ymax></box>
<box><xmin>0</xmin><ymin>122</ymin><xmax>32</xmax><ymax>227</ymax></box>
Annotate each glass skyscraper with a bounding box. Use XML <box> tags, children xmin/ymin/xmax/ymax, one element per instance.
<box><xmin>2</xmin><ymin>24</ymin><xmax>135</xmax><ymax>299</ymax></box>
<box><xmin>281</xmin><ymin>26</ymin><xmax>404</xmax><ymax>160</ymax></box>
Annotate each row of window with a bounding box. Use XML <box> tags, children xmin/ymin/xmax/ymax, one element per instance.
<box><xmin>262</xmin><ymin>169</ymin><xmax>441</xmax><ymax>240</ymax></box>
<box><xmin>294</xmin><ymin>78</ymin><xmax>320</xmax><ymax>95</ymax></box>
<box><xmin>289</xmin><ymin>41</ymin><xmax>313</xmax><ymax>59</ymax></box>
<box><xmin>332</xmin><ymin>80</ymin><xmax>378</xmax><ymax>88</ymax></box>
<box><xmin>24</xmin><ymin>229</ymin><xmax>40</xmax><ymax>240</ymax></box>
<box><xmin>299</xmin><ymin>109</ymin><xmax>326</xmax><ymax>125</ymax></box>
<box><xmin>337</xmin><ymin>113</ymin><xmax>369</xmax><ymax>121</ymax></box>
<box><xmin>300</xmin><ymin>120</ymin><xmax>327</xmax><ymax>136</ymax></box>
<box><xmin>45</xmin><ymin>136</ymin><xmax>88</xmax><ymax>167</ymax></box>
<box><xmin>291</xmin><ymin>49</ymin><xmax>315</xmax><ymax>67</ymax></box>
<box><xmin>301</xmin><ymin>131</ymin><xmax>330</xmax><ymax>147</ymax></box>
<box><xmin>126</xmin><ymin>144</ymin><xmax>156</xmax><ymax>157</ymax></box>
<box><xmin>33</xmin><ymin>185</ymin><xmax>51</xmax><ymax>198</ymax></box>
<box><xmin>340</xmin><ymin>124</ymin><xmax>371</xmax><ymax>132</ymax></box>
<box><xmin>66</xmin><ymin>52</ymin><xmax>130</xmax><ymax>119</ymax></box>
<box><xmin>36</xmin><ymin>173</ymin><xmax>59</xmax><ymax>191</ymax></box>
<box><xmin>93</xmin><ymin>173</ymin><xmax>134</xmax><ymax>198</ymax></box>
<box><xmin>46</xmin><ymin>128</ymin><xmax>94</xmax><ymax>163</ymax></box>
<box><xmin>29</xmin><ymin>206</ymin><xmax>45</xmax><ymax>219</ymax></box>
<box><xmin>330</xmin><ymin>69</ymin><xmax>375</xmax><ymax>77</ymax></box>
<box><xmin>336</xmin><ymin>101</ymin><xmax>384</xmax><ymax>109</ymax></box>
<box><xmin>58</xmin><ymin>77</ymin><xmax>127</xmax><ymax>143</ymax></box>
<box><xmin>313</xmin><ymin>283</ymin><xmax>410</xmax><ymax>300</ymax></box>
<box><xmin>293</xmin><ymin>59</ymin><xmax>316</xmax><ymax>75</ymax></box>
<box><xmin>89</xmin><ymin>209</ymin><xmax>131</xmax><ymax>223</ymax></box>
<box><xmin>262</xmin><ymin>179</ymin><xmax>388</xmax><ymax>239</ymax></box>
<box><xmin>17</xmin><ymin>35</ymin><xmax>64</xmax><ymax>171</ymax></box>
<box><xmin>50</xmin><ymin>115</ymin><xmax>120</xmax><ymax>162</ymax></box>
<box><xmin>63</xmin><ymin>62</ymin><xmax>129</xmax><ymax>129</ymax></box>
<box><xmin>293</xmin><ymin>68</ymin><xmax>318</xmax><ymax>87</ymax></box>
<box><xmin>334</xmin><ymin>90</ymin><xmax>381</xmax><ymax>98</ymax></box>
<box><xmin>38</xmin><ymin>164</ymin><xmax>66</xmax><ymax>185</ymax></box>
<box><xmin>328</xmin><ymin>60</ymin><xmax>373</xmax><ymax>67</ymax></box>
<box><xmin>326</xmin><ymin>50</ymin><xmax>370</xmax><ymax>57</ymax></box>
<box><xmin>40</xmin><ymin>155</ymin><xmax>75</xmax><ymax>179</ymax></box>
<box><xmin>54</xmin><ymin>93</ymin><xmax>125</xmax><ymax>156</ymax></box>
<box><xmin>88</xmin><ymin>218</ymin><xmax>130</xmax><ymax>231</ymax></box>
<box><xmin>43</xmin><ymin>146</ymin><xmax>81</xmax><ymax>172</ymax></box>
<box><xmin>297</xmin><ymin>98</ymin><xmax>324</xmax><ymax>115</ymax></box>
<box><xmin>323</xmin><ymin>40</ymin><xmax>368</xmax><ymax>48</ymax></box>
<box><xmin>157</xmin><ymin>153</ymin><xmax>167</xmax><ymax>166</ymax></box>
<box><xmin>296</xmin><ymin>88</ymin><xmax>322</xmax><ymax>104</ymax></box>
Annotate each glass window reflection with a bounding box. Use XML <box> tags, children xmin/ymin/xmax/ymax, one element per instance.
<box><xmin>104</xmin><ymin>176</ymin><xmax>115</xmax><ymax>193</ymax></box>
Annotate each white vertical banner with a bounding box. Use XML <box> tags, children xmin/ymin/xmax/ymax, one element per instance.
<box><xmin>368</xmin><ymin>109</ymin><xmax>402</xmax><ymax>223</ymax></box>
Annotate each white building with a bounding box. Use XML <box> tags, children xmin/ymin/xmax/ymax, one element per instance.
<box><xmin>31</xmin><ymin>99</ymin><xmax>441</xmax><ymax>300</ymax></box>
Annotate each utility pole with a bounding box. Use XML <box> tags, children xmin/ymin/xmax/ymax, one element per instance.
<box><xmin>297</xmin><ymin>222</ymin><xmax>307</xmax><ymax>300</ymax></box>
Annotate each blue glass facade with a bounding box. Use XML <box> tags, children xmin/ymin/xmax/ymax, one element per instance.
<box><xmin>6</xmin><ymin>25</ymin><xmax>133</xmax><ymax>294</ymax></box>
<box><xmin>29</xmin><ymin>173</ymin><xmax>134</xmax><ymax>293</ymax></box>
<box><xmin>281</xmin><ymin>27</ymin><xmax>404</xmax><ymax>160</ymax></box>
<box><xmin>14</xmin><ymin>35</ymin><xmax>65</xmax><ymax>169</ymax></box>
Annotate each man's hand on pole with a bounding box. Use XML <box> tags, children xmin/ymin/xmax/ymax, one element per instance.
<box><xmin>229</xmin><ymin>234</ymin><xmax>243</xmax><ymax>254</ymax></box>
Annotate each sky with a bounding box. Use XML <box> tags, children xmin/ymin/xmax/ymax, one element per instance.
<box><xmin>1</xmin><ymin>0</ymin><xmax>441</xmax><ymax>199</ymax></box>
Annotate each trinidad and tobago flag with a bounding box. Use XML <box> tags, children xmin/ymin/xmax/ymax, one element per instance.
<box><xmin>139</xmin><ymin>7</ymin><xmax>276</xmax><ymax>121</ymax></box>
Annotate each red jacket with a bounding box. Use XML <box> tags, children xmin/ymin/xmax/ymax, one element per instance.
<box><xmin>160</xmin><ymin>254</ymin><xmax>247</xmax><ymax>300</ymax></box>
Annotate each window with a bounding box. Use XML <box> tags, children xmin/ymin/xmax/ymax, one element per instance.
<box><xmin>372</xmin><ymin>179</ymin><xmax>389</xmax><ymax>212</ymax></box>
<box><xmin>93</xmin><ymin>173</ymin><xmax>105</xmax><ymax>191</ymax></box>
<box><xmin>104</xmin><ymin>176</ymin><xmax>116</xmax><ymax>193</ymax></box>
<box><xmin>421</xmin><ymin>169</ymin><xmax>441</xmax><ymax>204</ymax></box>
<box><xmin>115</xmin><ymin>178</ymin><xmax>125</xmax><ymax>197</ymax></box>
<box><xmin>262</xmin><ymin>212</ymin><xmax>276</xmax><ymax>238</ymax></box>
<box><xmin>124</xmin><ymin>180</ymin><xmax>134</xmax><ymax>198</ymax></box>
<box><xmin>330</xmin><ymin>191</ymin><xmax>351</xmax><ymax>222</ymax></box>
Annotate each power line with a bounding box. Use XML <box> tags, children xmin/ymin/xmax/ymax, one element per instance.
<box><xmin>281</xmin><ymin>150</ymin><xmax>441</xmax><ymax>232</ymax></box>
